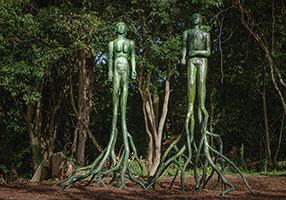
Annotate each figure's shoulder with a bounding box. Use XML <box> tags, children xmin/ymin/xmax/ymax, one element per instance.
<box><xmin>183</xmin><ymin>30</ymin><xmax>189</xmax><ymax>34</ymax></box>
<box><xmin>108</xmin><ymin>40</ymin><xmax>114</xmax><ymax>47</ymax></box>
<box><xmin>202</xmin><ymin>29</ymin><xmax>210</xmax><ymax>36</ymax></box>
<box><xmin>186</xmin><ymin>29</ymin><xmax>199</xmax><ymax>35</ymax></box>
<box><xmin>183</xmin><ymin>29</ymin><xmax>192</xmax><ymax>35</ymax></box>
<box><xmin>183</xmin><ymin>30</ymin><xmax>191</xmax><ymax>38</ymax></box>
<box><xmin>128</xmin><ymin>39</ymin><xmax>135</xmax><ymax>46</ymax></box>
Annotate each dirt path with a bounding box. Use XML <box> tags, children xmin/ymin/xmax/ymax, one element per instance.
<box><xmin>0</xmin><ymin>175</ymin><xmax>285</xmax><ymax>199</ymax></box>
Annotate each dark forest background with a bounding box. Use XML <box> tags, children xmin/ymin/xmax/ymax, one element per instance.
<box><xmin>1</xmin><ymin>0</ymin><xmax>286</xmax><ymax>181</ymax></box>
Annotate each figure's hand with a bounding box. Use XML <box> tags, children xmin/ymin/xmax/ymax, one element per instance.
<box><xmin>181</xmin><ymin>58</ymin><xmax>186</xmax><ymax>65</ymax></box>
<box><xmin>190</xmin><ymin>50</ymin><xmax>209</xmax><ymax>57</ymax></box>
<box><xmin>108</xmin><ymin>71</ymin><xmax>113</xmax><ymax>82</ymax></box>
<box><xmin>131</xmin><ymin>70</ymin><xmax>137</xmax><ymax>80</ymax></box>
<box><xmin>189</xmin><ymin>51</ymin><xmax>197</xmax><ymax>57</ymax></box>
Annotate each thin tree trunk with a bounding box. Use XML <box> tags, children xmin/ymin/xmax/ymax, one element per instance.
<box><xmin>236</xmin><ymin>0</ymin><xmax>286</xmax><ymax>114</ymax></box>
<box><xmin>10</xmin><ymin>77</ymin><xmax>48</xmax><ymax>171</ymax></box>
<box><xmin>142</xmin><ymin>98</ymin><xmax>154</xmax><ymax>173</ymax></box>
<box><xmin>137</xmin><ymin>17</ymin><xmax>173</xmax><ymax>176</ymax></box>
<box><xmin>140</xmin><ymin>72</ymin><xmax>171</xmax><ymax>176</ymax></box>
<box><xmin>34</xmin><ymin>88</ymin><xmax>44</xmax><ymax>160</ymax></box>
<box><xmin>262</xmin><ymin>66</ymin><xmax>272</xmax><ymax>168</ymax></box>
<box><xmin>0</xmin><ymin>84</ymin><xmax>7</xmax><ymax>167</ymax></box>
<box><xmin>274</xmin><ymin>111</ymin><xmax>285</xmax><ymax>164</ymax></box>
<box><xmin>73</xmin><ymin>51</ymin><xmax>94</xmax><ymax>166</ymax></box>
<box><xmin>47</xmin><ymin>84</ymin><xmax>70</xmax><ymax>160</ymax></box>
<box><xmin>13</xmin><ymin>87</ymin><xmax>43</xmax><ymax>171</ymax></box>
<box><xmin>0</xmin><ymin>85</ymin><xmax>6</xmax><ymax>143</ymax></box>
<box><xmin>25</xmin><ymin>102</ymin><xmax>40</xmax><ymax>170</ymax></box>
<box><xmin>236</xmin><ymin>0</ymin><xmax>286</xmax><ymax>168</ymax></box>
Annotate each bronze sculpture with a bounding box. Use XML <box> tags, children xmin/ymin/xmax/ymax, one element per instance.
<box><xmin>56</xmin><ymin>18</ymin><xmax>253</xmax><ymax>196</ymax></box>
<box><xmin>146</xmin><ymin>13</ymin><xmax>253</xmax><ymax>196</ymax></box>
<box><xmin>55</xmin><ymin>22</ymin><xmax>142</xmax><ymax>190</ymax></box>
<box><xmin>107</xmin><ymin>21</ymin><xmax>138</xmax><ymax>189</ymax></box>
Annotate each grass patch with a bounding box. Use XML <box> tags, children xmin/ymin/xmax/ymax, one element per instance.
<box><xmin>128</xmin><ymin>159</ymin><xmax>286</xmax><ymax>178</ymax></box>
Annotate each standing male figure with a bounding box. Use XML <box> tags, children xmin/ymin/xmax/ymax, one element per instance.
<box><xmin>181</xmin><ymin>14</ymin><xmax>211</xmax><ymax>190</ymax></box>
<box><xmin>182</xmin><ymin>13</ymin><xmax>211</xmax><ymax>141</ymax></box>
<box><xmin>108</xmin><ymin>22</ymin><xmax>136</xmax><ymax>189</ymax></box>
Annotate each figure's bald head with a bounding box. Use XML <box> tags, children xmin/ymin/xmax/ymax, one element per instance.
<box><xmin>191</xmin><ymin>13</ymin><xmax>202</xmax><ymax>25</ymax></box>
<box><xmin>115</xmin><ymin>22</ymin><xmax>127</xmax><ymax>35</ymax></box>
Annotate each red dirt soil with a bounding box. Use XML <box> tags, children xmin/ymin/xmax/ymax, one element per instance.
<box><xmin>0</xmin><ymin>175</ymin><xmax>286</xmax><ymax>200</ymax></box>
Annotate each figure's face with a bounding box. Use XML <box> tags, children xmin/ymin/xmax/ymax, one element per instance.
<box><xmin>191</xmin><ymin>13</ymin><xmax>202</xmax><ymax>25</ymax></box>
<box><xmin>116</xmin><ymin>22</ymin><xmax>127</xmax><ymax>34</ymax></box>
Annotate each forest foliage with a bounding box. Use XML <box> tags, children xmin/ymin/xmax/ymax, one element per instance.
<box><xmin>0</xmin><ymin>0</ymin><xmax>286</xmax><ymax>181</ymax></box>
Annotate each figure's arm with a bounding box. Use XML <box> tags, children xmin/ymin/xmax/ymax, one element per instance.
<box><xmin>181</xmin><ymin>30</ymin><xmax>188</xmax><ymax>65</ymax></box>
<box><xmin>190</xmin><ymin>32</ymin><xmax>211</xmax><ymax>57</ymax></box>
<box><xmin>130</xmin><ymin>40</ymin><xmax>136</xmax><ymax>80</ymax></box>
<box><xmin>108</xmin><ymin>41</ymin><xmax>113</xmax><ymax>82</ymax></box>
<box><xmin>206</xmin><ymin>32</ymin><xmax>211</xmax><ymax>57</ymax></box>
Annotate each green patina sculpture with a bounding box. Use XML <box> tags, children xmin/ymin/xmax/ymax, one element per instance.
<box><xmin>107</xmin><ymin>21</ymin><xmax>138</xmax><ymax>189</ymax></box>
<box><xmin>55</xmin><ymin>22</ymin><xmax>143</xmax><ymax>190</ymax></box>
<box><xmin>146</xmin><ymin>13</ymin><xmax>253</xmax><ymax>196</ymax></box>
<box><xmin>55</xmin><ymin>18</ymin><xmax>253</xmax><ymax>197</ymax></box>
<box><xmin>108</xmin><ymin>22</ymin><xmax>136</xmax><ymax>149</ymax></box>
<box><xmin>182</xmin><ymin>14</ymin><xmax>253</xmax><ymax>195</ymax></box>
<box><xmin>181</xmin><ymin>12</ymin><xmax>211</xmax><ymax>193</ymax></box>
<box><xmin>182</xmin><ymin>13</ymin><xmax>210</xmax><ymax>135</ymax></box>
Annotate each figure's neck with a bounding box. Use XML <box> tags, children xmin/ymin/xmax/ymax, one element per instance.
<box><xmin>194</xmin><ymin>24</ymin><xmax>200</xmax><ymax>30</ymax></box>
<box><xmin>117</xmin><ymin>34</ymin><xmax>126</xmax><ymax>39</ymax></box>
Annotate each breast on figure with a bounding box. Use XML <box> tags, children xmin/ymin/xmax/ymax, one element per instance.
<box><xmin>114</xmin><ymin>40</ymin><xmax>130</xmax><ymax>72</ymax></box>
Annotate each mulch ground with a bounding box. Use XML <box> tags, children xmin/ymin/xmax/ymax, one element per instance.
<box><xmin>0</xmin><ymin>174</ymin><xmax>286</xmax><ymax>199</ymax></box>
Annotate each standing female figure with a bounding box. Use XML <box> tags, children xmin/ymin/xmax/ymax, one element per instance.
<box><xmin>108</xmin><ymin>22</ymin><xmax>136</xmax><ymax>188</ymax></box>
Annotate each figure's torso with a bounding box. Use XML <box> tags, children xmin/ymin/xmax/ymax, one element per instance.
<box><xmin>113</xmin><ymin>38</ymin><xmax>131</xmax><ymax>59</ymax></box>
<box><xmin>187</xmin><ymin>29</ymin><xmax>208</xmax><ymax>52</ymax></box>
<box><xmin>112</xmin><ymin>37</ymin><xmax>132</xmax><ymax>72</ymax></box>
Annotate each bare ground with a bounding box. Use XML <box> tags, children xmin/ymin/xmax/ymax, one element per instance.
<box><xmin>0</xmin><ymin>175</ymin><xmax>286</xmax><ymax>200</ymax></box>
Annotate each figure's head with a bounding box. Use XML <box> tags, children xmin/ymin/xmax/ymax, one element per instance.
<box><xmin>191</xmin><ymin>13</ymin><xmax>202</xmax><ymax>25</ymax></box>
<box><xmin>115</xmin><ymin>22</ymin><xmax>127</xmax><ymax>35</ymax></box>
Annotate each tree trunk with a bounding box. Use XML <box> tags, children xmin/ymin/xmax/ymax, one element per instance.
<box><xmin>148</xmin><ymin>141</ymin><xmax>162</xmax><ymax>176</ymax></box>
<box><xmin>12</xmin><ymin>70</ymin><xmax>68</xmax><ymax>171</ymax></box>
<box><xmin>73</xmin><ymin>51</ymin><xmax>94</xmax><ymax>166</ymax></box>
<box><xmin>31</xmin><ymin>87</ymin><xmax>44</xmax><ymax>169</ymax></box>
<box><xmin>26</xmin><ymin>102</ymin><xmax>41</xmax><ymax>170</ymax></box>
<box><xmin>274</xmin><ymin>111</ymin><xmax>285</xmax><ymax>164</ymax></box>
<box><xmin>0</xmin><ymin>84</ymin><xmax>7</xmax><ymax>166</ymax></box>
<box><xmin>262</xmin><ymin>66</ymin><xmax>272</xmax><ymax>168</ymax></box>
<box><xmin>34</xmin><ymin>92</ymin><xmax>45</xmax><ymax>160</ymax></box>
<box><xmin>236</xmin><ymin>0</ymin><xmax>286</xmax><ymax>168</ymax></box>
<box><xmin>137</xmin><ymin>15</ymin><xmax>173</xmax><ymax>176</ymax></box>
<box><xmin>13</xmin><ymin>84</ymin><xmax>44</xmax><ymax>170</ymax></box>
<box><xmin>236</xmin><ymin>0</ymin><xmax>286</xmax><ymax>114</ymax></box>
<box><xmin>47</xmin><ymin>82</ymin><xmax>70</xmax><ymax>160</ymax></box>
<box><xmin>0</xmin><ymin>85</ymin><xmax>6</xmax><ymax>144</ymax></box>
<box><xmin>138</xmin><ymin>20</ymin><xmax>173</xmax><ymax>176</ymax></box>
<box><xmin>140</xmin><ymin>75</ymin><xmax>171</xmax><ymax>176</ymax></box>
